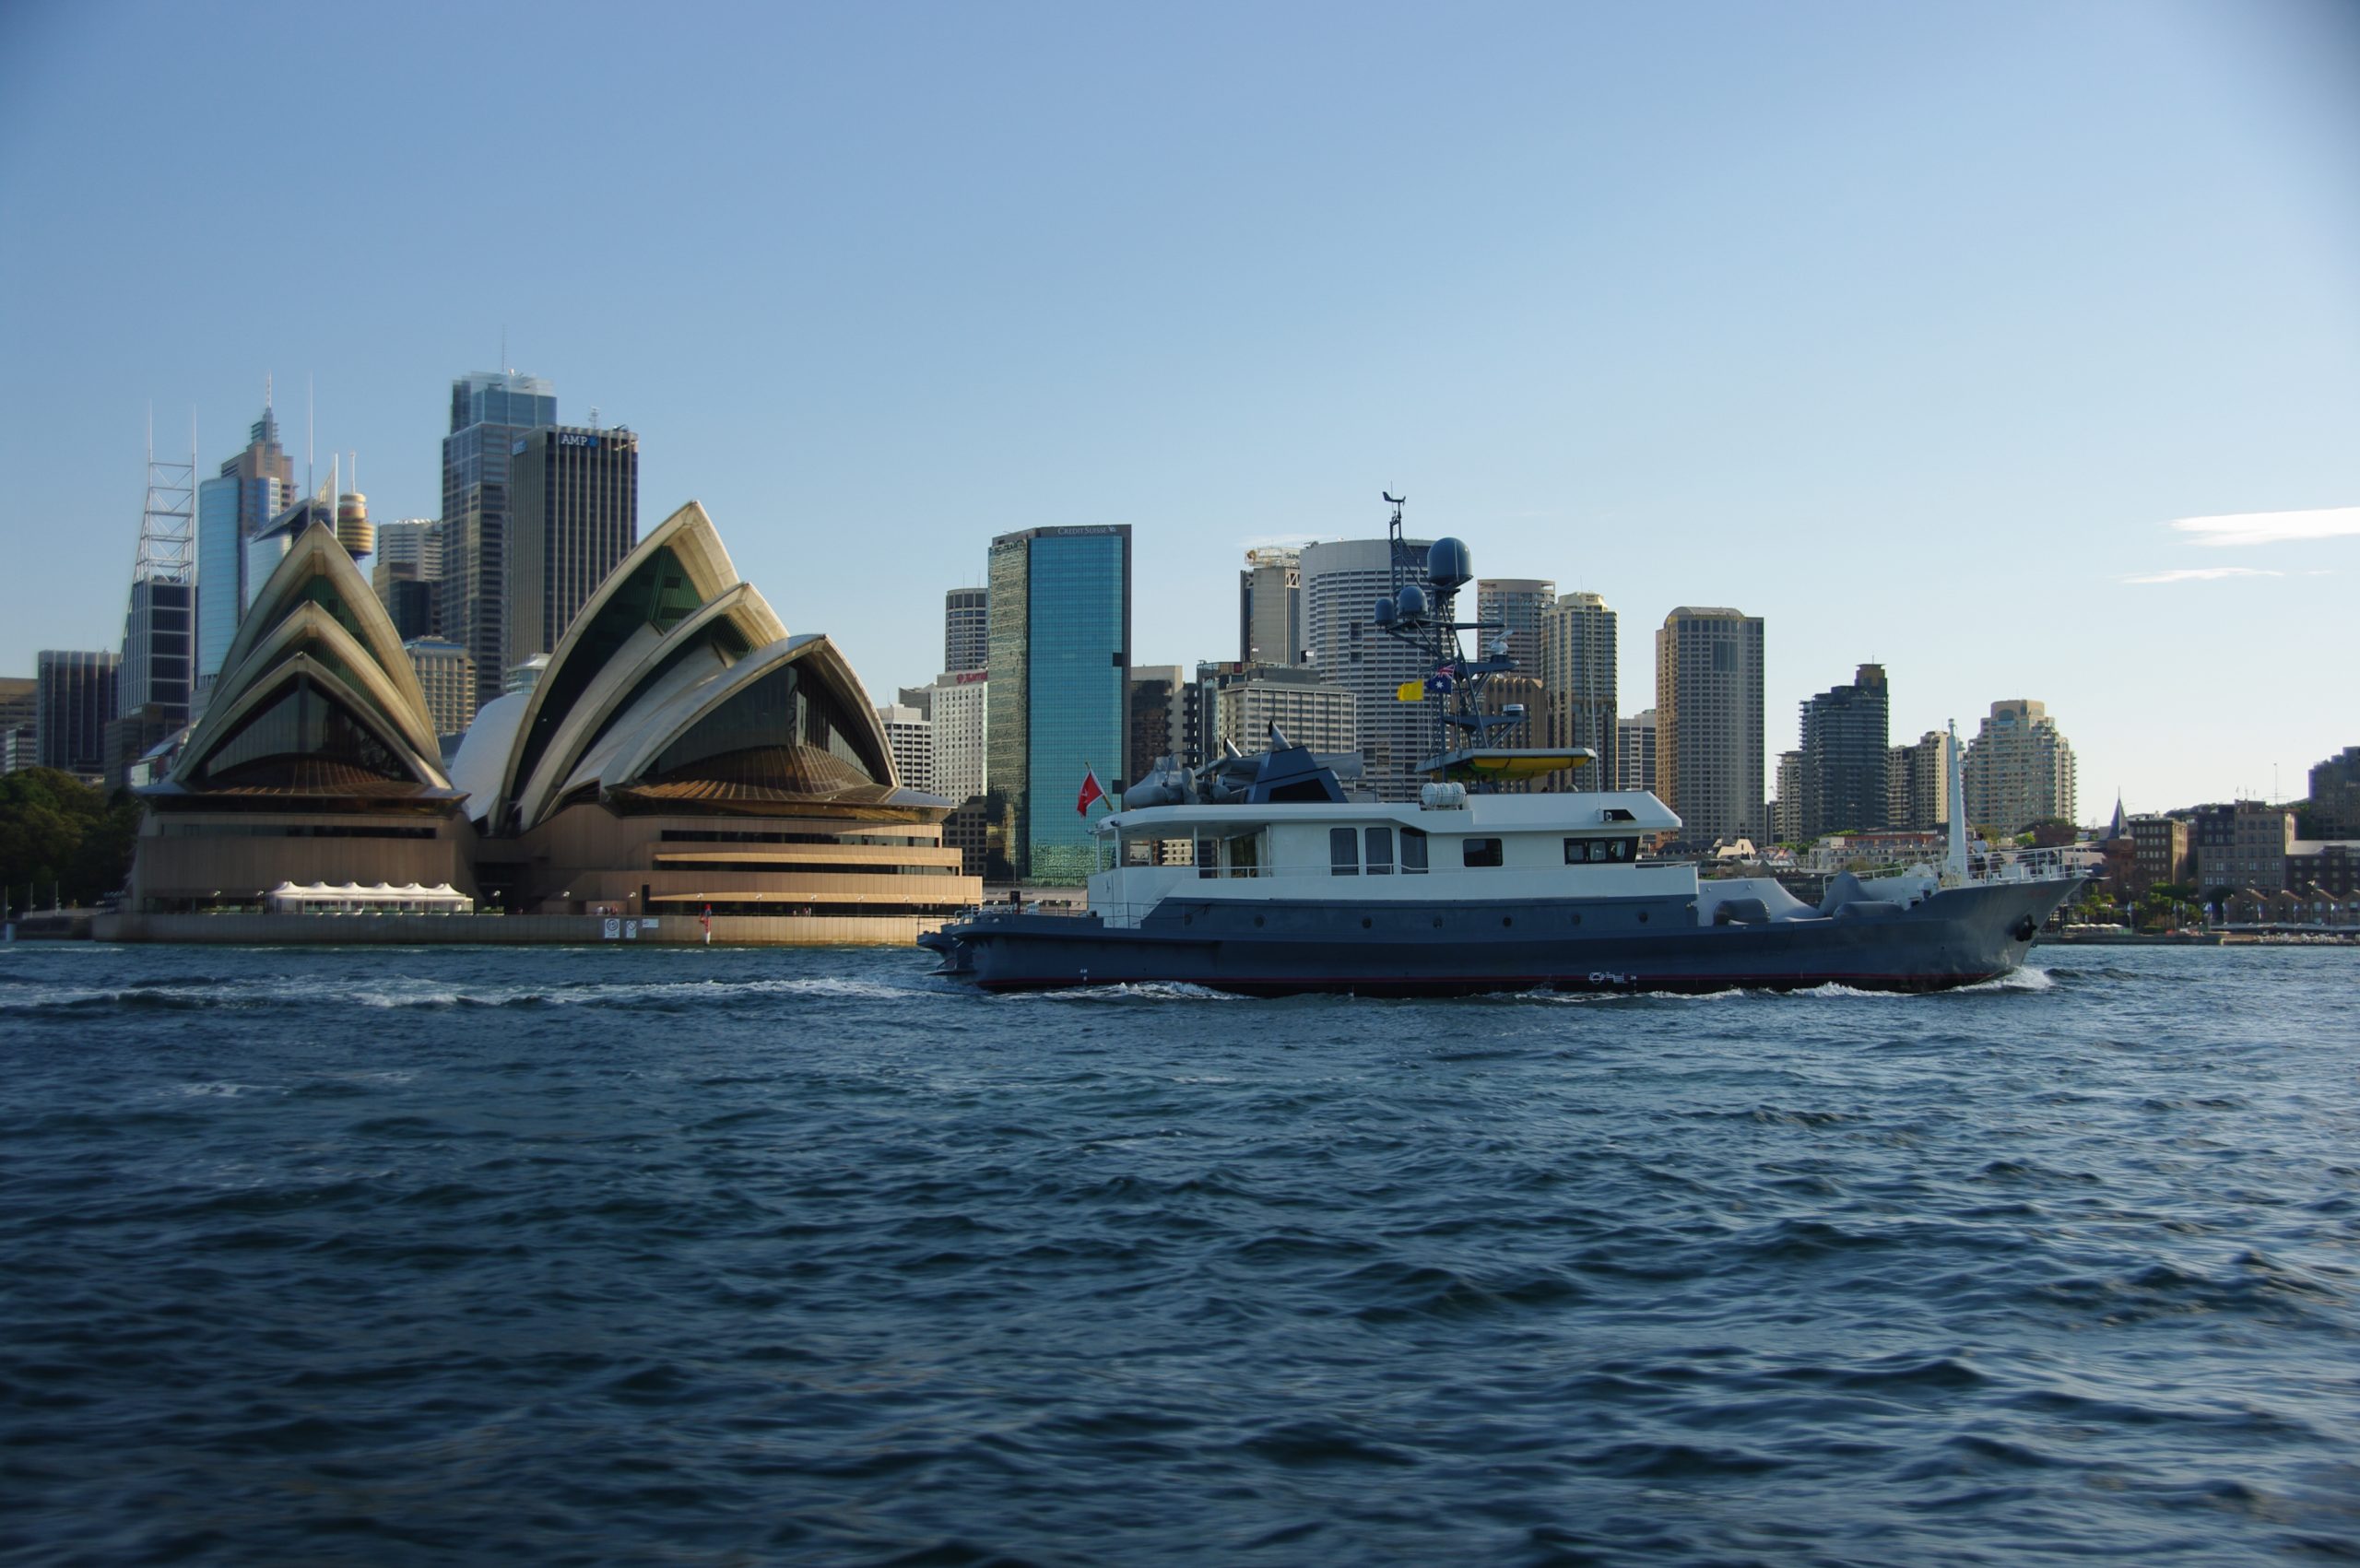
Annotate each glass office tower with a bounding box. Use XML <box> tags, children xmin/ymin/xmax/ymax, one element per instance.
<box><xmin>194</xmin><ymin>400</ymin><xmax>295</xmax><ymax>700</ymax></box>
<box><xmin>985</xmin><ymin>525</ymin><xmax>1130</xmax><ymax>883</ymax></box>
<box><xmin>442</xmin><ymin>371</ymin><xmax>557</xmax><ymax>709</ymax></box>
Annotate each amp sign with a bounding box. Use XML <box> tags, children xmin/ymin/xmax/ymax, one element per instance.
<box><xmin>558</xmin><ymin>431</ymin><xmax>600</xmax><ymax>449</ymax></box>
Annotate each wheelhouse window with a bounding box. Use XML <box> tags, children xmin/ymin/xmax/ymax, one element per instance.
<box><xmin>1462</xmin><ymin>837</ymin><xmax>1504</xmax><ymax>868</ymax></box>
<box><xmin>1364</xmin><ymin>825</ymin><xmax>1394</xmax><ymax>875</ymax></box>
<box><xmin>1196</xmin><ymin>834</ymin><xmax>1219</xmax><ymax>879</ymax></box>
<box><xmin>1564</xmin><ymin>837</ymin><xmax>1637</xmax><ymax>864</ymax></box>
<box><xmin>1400</xmin><ymin>826</ymin><xmax>1428</xmax><ymax>874</ymax></box>
<box><xmin>1329</xmin><ymin>826</ymin><xmax>1359</xmax><ymax>876</ymax></box>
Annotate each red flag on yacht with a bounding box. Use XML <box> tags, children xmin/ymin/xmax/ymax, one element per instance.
<box><xmin>1076</xmin><ymin>767</ymin><xmax>1106</xmax><ymax>816</ymax></box>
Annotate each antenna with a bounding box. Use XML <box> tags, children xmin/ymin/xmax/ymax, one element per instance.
<box><xmin>132</xmin><ymin>402</ymin><xmax>195</xmax><ymax>586</ymax></box>
<box><xmin>306</xmin><ymin>372</ymin><xmax>315</xmax><ymax>497</ymax></box>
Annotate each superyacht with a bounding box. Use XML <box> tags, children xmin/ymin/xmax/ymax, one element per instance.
<box><xmin>924</xmin><ymin>501</ymin><xmax>2082</xmax><ymax>995</ymax></box>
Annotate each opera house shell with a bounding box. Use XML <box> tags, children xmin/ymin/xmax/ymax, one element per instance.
<box><xmin>120</xmin><ymin>502</ymin><xmax>980</xmax><ymax>944</ymax></box>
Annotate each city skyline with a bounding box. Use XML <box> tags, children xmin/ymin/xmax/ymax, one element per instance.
<box><xmin>5</xmin><ymin>2</ymin><xmax>2355</xmax><ymax>817</ymax></box>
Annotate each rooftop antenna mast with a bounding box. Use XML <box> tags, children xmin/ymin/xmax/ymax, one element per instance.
<box><xmin>132</xmin><ymin>404</ymin><xmax>196</xmax><ymax>585</ymax></box>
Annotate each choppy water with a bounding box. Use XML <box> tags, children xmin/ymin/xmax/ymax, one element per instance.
<box><xmin>1</xmin><ymin>941</ymin><xmax>2355</xmax><ymax>1566</ymax></box>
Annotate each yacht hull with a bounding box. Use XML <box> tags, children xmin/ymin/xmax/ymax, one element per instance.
<box><xmin>926</xmin><ymin>878</ymin><xmax>2078</xmax><ymax>996</ymax></box>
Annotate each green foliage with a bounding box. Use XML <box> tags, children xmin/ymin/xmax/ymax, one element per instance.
<box><xmin>2135</xmin><ymin>886</ymin><xmax>2200</xmax><ymax>932</ymax></box>
<box><xmin>0</xmin><ymin>768</ymin><xmax>142</xmax><ymax>911</ymax></box>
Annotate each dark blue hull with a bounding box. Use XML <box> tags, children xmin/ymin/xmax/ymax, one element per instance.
<box><xmin>926</xmin><ymin>880</ymin><xmax>2078</xmax><ymax>996</ymax></box>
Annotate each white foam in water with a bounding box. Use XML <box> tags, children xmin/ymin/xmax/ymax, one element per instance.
<box><xmin>1959</xmin><ymin>965</ymin><xmax>2057</xmax><ymax>994</ymax></box>
<box><xmin>1011</xmin><ymin>981</ymin><xmax>1244</xmax><ymax>1003</ymax></box>
<box><xmin>0</xmin><ymin>971</ymin><xmax>932</xmax><ymax>1012</ymax></box>
<box><xmin>341</xmin><ymin>974</ymin><xmax>919</xmax><ymax>1008</ymax></box>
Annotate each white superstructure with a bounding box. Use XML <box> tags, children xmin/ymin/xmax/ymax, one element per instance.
<box><xmin>1084</xmin><ymin>788</ymin><xmax>1695</xmax><ymax>927</ymax></box>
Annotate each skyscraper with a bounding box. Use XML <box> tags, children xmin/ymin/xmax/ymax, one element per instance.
<box><xmin>1127</xmin><ymin>665</ymin><xmax>1190</xmax><ymax>787</ymax></box>
<box><xmin>1655</xmin><ymin>607</ymin><xmax>1764</xmax><ymax>846</ymax></box>
<box><xmin>1239</xmin><ymin>548</ymin><xmax>1303</xmax><ymax>665</ymax></box>
<box><xmin>1476</xmin><ymin>578</ymin><xmax>1554</xmax><ymax>671</ymax></box>
<box><xmin>1209</xmin><ymin>664</ymin><xmax>1357</xmax><ymax>759</ymax></box>
<box><xmin>195</xmin><ymin>394</ymin><xmax>295</xmax><ymax>698</ymax></box>
<box><xmin>1299</xmin><ymin>536</ymin><xmax>1434</xmax><ymax>802</ymax></box>
<box><xmin>1797</xmin><ymin>663</ymin><xmax>1889</xmax><ymax>838</ymax></box>
<box><xmin>0</xmin><ymin>678</ymin><xmax>34</xmax><ymax>773</ymax></box>
<box><xmin>1537</xmin><ymin>590</ymin><xmax>1615</xmax><ymax>790</ymax></box>
<box><xmin>373</xmin><ymin>519</ymin><xmax>444</xmax><ymax>585</ymax></box>
<box><xmin>504</xmin><ymin>426</ymin><xmax>640</xmax><ymax>674</ymax></box>
<box><xmin>36</xmin><ymin>651</ymin><xmax>119</xmax><ymax>777</ymax></box>
<box><xmin>1887</xmin><ymin>729</ymin><xmax>1954</xmax><ymax>832</ymax></box>
<box><xmin>944</xmin><ymin>587</ymin><xmax>989</xmax><ymax>674</ymax></box>
<box><xmin>1962</xmin><ymin>700</ymin><xmax>2077</xmax><ymax>836</ymax></box>
<box><xmin>403</xmin><ymin>637</ymin><xmax>478</xmax><ymax>739</ymax></box>
<box><xmin>120</xmin><ymin>435</ymin><xmax>194</xmax><ymax>701</ymax></box>
<box><xmin>1773</xmin><ymin>750</ymin><xmax>1805</xmax><ymax>843</ymax></box>
<box><xmin>986</xmin><ymin>525</ymin><xmax>1130</xmax><ymax>882</ymax></box>
<box><xmin>372</xmin><ymin>519</ymin><xmax>444</xmax><ymax>641</ymax></box>
<box><xmin>875</xmin><ymin>703</ymin><xmax>934</xmax><ymax>794</ymax></box>
<box><xmin>928</xmin><ymin>669</ymin><xmax>989</xmax><ymax>804</ymax></box>
<box><xmin>2309</xmin><ymin>746</ymin><xmax>2360</xmax><ymax>838</ymax></box>
<box><xmin>116</xmin><ymin>580</ymin><xmax>193</xmax><ymax>721</ymax></box>
<box><xmin>1615</xmin><ymin>708</ymin><xmax>1657</xmax><ymax>794</ymax></box>
<box><xmin>441</xmin><ymin>371</ymin><xmax>556</xmax><ymax>709</ymax></box>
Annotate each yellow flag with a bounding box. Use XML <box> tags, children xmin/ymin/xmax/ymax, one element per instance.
<box><xmin>1395</xmin><ymin>679</ymin><xmax>1425</xmax><ymax>702</ymax></box>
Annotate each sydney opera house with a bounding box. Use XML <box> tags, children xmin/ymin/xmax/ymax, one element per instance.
<box><xmin>113</xmin><ymin>503</ymin><xmax>980</xmax><ymax>944</ymax></box>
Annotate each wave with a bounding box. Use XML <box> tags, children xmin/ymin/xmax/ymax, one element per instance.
<box><xmin>1004</xmin><ymin>981</ymin><xmax>1245</xmax><ymax>1003</ymax></box>
<box><xmin>1</xmin><ymin>973</ymin><xmax>928</xmax><ymax>1015</ymax></box>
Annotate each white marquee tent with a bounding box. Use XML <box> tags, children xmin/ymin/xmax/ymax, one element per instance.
<box><xmin>265</xmin><ymin>881</ymin><xmax>475</xmax><ymax>915</ymax></box>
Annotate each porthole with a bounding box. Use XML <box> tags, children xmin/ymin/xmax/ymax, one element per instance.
<box><xmin>1254</xmin><ymin>915</ymin><xmax>1265</xmax><ymax>927</ymax></box>
<box><xmin>1637</xmin><ymin>911</ymin><xmax>1649</xmax><ymax>925</ymax></box>
<box><xmin>1570</xmin><ymin>913</ymin><xmax>1582</xmax><ymax>926</ymax></box>
<box><xmin>1503</xmin><ymin>916</ymin><xmax>1514</xmax><ymax>928</ymax></box>
<box><xmin>1361</xmin><ymin>916</ymin><xmax>1373</xmax><ymax>929</ymax></box>
<box><xmin>1433</xmin><ymin>916</ymin><xmax>1444</xmax><ymax>929</ymax></box>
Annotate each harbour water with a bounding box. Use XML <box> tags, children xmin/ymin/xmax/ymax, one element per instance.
<box><xmin>2</xmin><ymin>942</ymin><xmax>2354</xmax><ymax>1565</ymax></box>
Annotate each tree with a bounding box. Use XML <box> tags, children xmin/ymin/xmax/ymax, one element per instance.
<box><xmin>0</xmin><ymin>769</ymin><xmax>142</xmax><ymax>911</ymax></box>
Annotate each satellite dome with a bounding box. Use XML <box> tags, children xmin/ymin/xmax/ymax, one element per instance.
<box><xmin>1427</xmin><ymin>537</ymin><xmax>1473</xmax><ymax>590</ymax></box>
<box><xmin>1372</xmin><ymin>595</ymin><xmax>1398</xmax><ymax>626</ymax></box>
<box><xmin>1395</xmin><ymin>584</ymin><xmax>1430</xmax><ymax>622</ymax></box>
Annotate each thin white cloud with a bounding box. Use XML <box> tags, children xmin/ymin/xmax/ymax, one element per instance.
<box><xmin>2123</xmin><ymin>566</ymin><xmax>2285</xmax><ymax>585</ymax></box>
<box><xmin>2170</xmin><ymin>505</ymin><xmax>2360</xmax><ymax>548</ymax></box>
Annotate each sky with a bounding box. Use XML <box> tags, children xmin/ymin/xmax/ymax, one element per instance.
<box><xmin>3</xmin><ymin>0</ymin><xmax>2354</xmax><ymax>818</ymax></box>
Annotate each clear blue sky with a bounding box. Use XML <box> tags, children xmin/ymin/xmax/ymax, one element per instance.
<box><xmin>4</xmin><ymin>0</ymin><xmax>2354</xmax><ymax>815</ymax></box>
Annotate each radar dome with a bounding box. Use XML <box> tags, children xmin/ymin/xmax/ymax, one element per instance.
<box><xmin>1395</xmin><ymin>584</ymin><xmax>1430</xmax><ymax>622</ymax></box>
<box><xmin>1372</xmin><ymin>595</ymin><xmax>1398</xmax><ymax>626</ymax></box>
<box><xmin>1427</xmin><ymin>537</ymin><xmax>1473</xmax><ymax>591</ymax></box>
